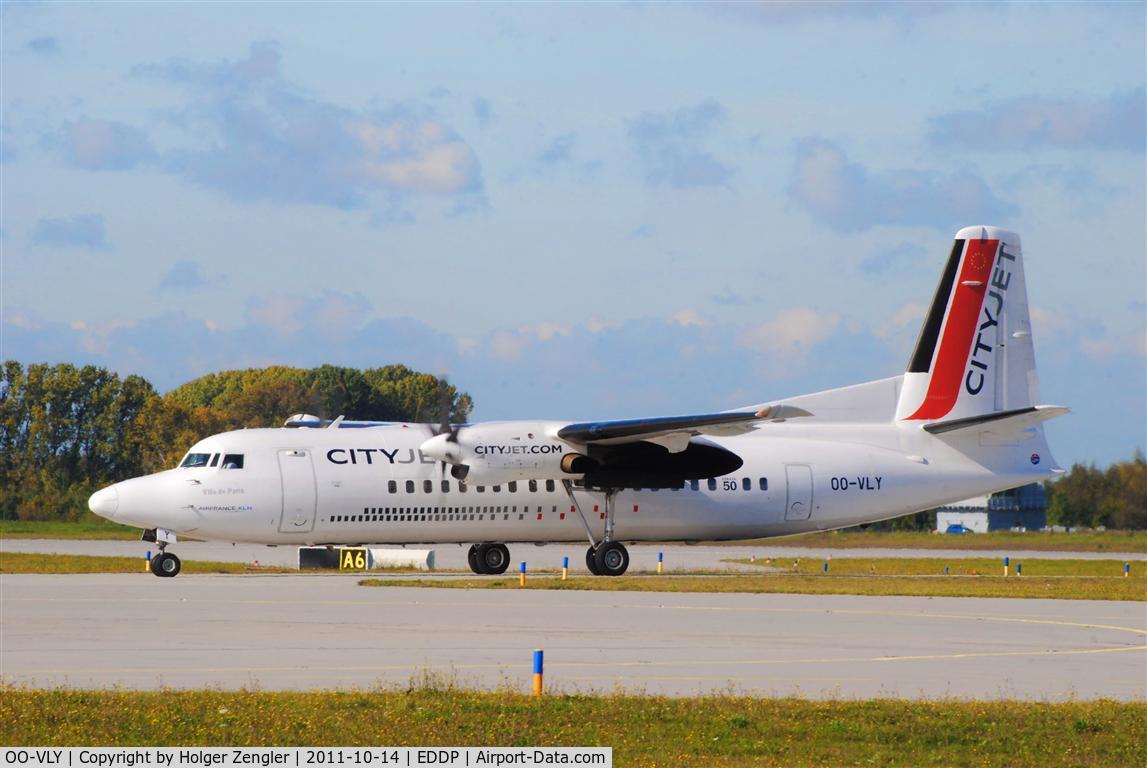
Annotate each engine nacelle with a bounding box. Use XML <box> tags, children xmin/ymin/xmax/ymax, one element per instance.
<box><xmin>420</xmin><ymin>421</ymin><xmax>582</xmax><ymax>484</ymax></box>
<box><xmin>421</xmin><ymin>421</ymin><xmax>744</xmax><ymax>490</ymax></box>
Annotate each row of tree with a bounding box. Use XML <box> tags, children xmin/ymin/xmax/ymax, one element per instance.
<box><xmin>1046</xmin><ymin>452</ymin><xmax>1146</xmax><ymax>530</ymax></box>
<box><xmin>0</xmin><ymin>361</ymin><xmax>471</xmax><ymax>521</ymax></box>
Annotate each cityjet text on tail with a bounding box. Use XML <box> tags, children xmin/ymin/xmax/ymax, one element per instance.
<box><xmin>89</xmin><ymin>226</ymin><xmax>1067</xmax><ymax>578</ymax></box>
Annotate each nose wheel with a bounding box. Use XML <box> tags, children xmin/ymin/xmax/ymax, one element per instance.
<box><xmin>149</xmin><ymin>551</ymin><xmax>182</xmax><ymax>577</ymax></box>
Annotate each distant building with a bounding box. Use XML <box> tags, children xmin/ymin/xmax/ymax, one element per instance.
<box><xmin>935</xmin><ymin>483</ymin><xmax>1048</xmax><ymax>533</ymax></box>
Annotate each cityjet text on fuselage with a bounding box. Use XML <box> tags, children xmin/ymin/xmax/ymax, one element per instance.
<box><xmin>325</xmin><ymin>448</ymin><xmax>437</xmax><ymax>466</ymax></box>
<box><xmin>473</xmin><ymin>444</ymin><xmax>564</xmax><ymax>457</ymax></box>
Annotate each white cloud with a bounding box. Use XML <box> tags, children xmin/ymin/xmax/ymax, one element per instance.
<box><xmin>488</xmin><ymin>330</ymin><xmax>528</xmax><ymax>361</ymax></box>
<box><xmin>1080</xmin><ymin>329</ymin><xmax>1147</xmax><ymax>360</ymax></box>
<box><xmin>58</xmin><ymin>119</ymin><xmax>155</xmax><ymax>171</ymax></box>
<box><xmin>930</xmin><ymin>87</ymin><xmax>1146</xmax><ymax>153</ymax></box>
<box><xmin>245</xmin><ymin>295</ymin><xmax>306</xmax><ymax>337</ymax></box>
<box><xmin>626</xmin><ymin>100</ymin><xmax>733</xmax><ymax>189</ymax></box>
<box><xmin>738</xmin><ymin>307</ymin><xmax>840</xmax><ymax>359</ymax></box>
<box><xmin>245</xmin><ymin>291</ymin><xmax>370</xmax><ymax>339</ymax></box>
<box><xmin>787</xmin><ymin>139</ymin><xmax>1017</xmax><ymax>232</ymax></box>
<box><xmin>672</xmin><ymin>309</ymin><xmax>707</xmax><ymax>328</ymax></box>
<box><xmin>142</xmin><ymin>43</ymin><xmax>483</xmax><ymax>208</ymax></box>
<box><xmin>530</xmin><ymin>322</ymin><xmax>571</xmax><ymax>341</ymax></box>
<box><xmin>876</xmin><ymin>303</ymin><xmax>927</xmax><ymax>339</ymax></box>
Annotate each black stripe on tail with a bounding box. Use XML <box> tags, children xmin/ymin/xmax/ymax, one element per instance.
<box><xmin>907</xmin><ymin>239</ymin><xmax>964</xmax><ymax>373</ymax></box>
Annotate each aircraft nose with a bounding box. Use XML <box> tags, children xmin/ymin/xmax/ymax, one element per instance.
<box><xmin>88</xmin><ymin>485</ymin><xmax>119</xmax><ymax>519</ymax></box>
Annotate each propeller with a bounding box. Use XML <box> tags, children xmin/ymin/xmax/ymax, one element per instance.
<box><xmin>423</xmin><ymin>374</ymin><xmax>466</xmax><ymax>478</ymax></box>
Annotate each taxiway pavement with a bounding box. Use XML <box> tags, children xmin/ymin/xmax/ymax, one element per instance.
<box><xmin>2</xmin><ymin>573</ymin><xmax>1144</xmax><ymax>698</ymax></box>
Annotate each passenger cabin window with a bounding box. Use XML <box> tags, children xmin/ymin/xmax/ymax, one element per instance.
<box><xmin>388</xmin><ymin>481</ymin><xmax>397</xmax><ymax>493</ymax></box>
<box><xmin>180</xmin><ymin>453</ymin><xmax>211</xmax><ymax>468</ymax></box>
<box><xmin>441</xmin><ymin>480</ymin><xmax>450</xmax><ymax>493</ymax></box>
<box><xmin>742</xmin><ymin>477</ymin><xmax>751</xmax><ymax>491</ymax></box>
<box><xmin>508</xmin><ymin>482</ymin><xmax>517</xmax><ymax>493</ymax></box>
<box><xmin>423</xmin><ymin>480</ymin><xmax>433</xmax><ymax>494</ymax></box>
<box><xmin>405</xmin><ymin>480</ymin><xmax>415</xmax><ymax>494</ymax></box>
<box><xmin>759</xmin><ymin>477</ymin><xmax>768</xmax><ymax>491</ymax></box>
<box><xmin>528</xmin><ymin>480</ymin><xmax>537</xmax><ymax>493</ymax></box>
<box><xmin>545</xmin><ymin>480</ymin><xmax>555</xmax><ymax>492</ymax></box>
<box><xmin>690</xmin><ymin>480</ymin><xmax>699</xmax><ymax>491</ymax></box>
<box><xmin>707</xmin><ymin>478</ymin><xmax>717</xmax><ymax>491</ymax></box>
<box><xmin>221</xmin><ymin>454</ymin><xmax>244</xmax><ymax>469</ymax></box>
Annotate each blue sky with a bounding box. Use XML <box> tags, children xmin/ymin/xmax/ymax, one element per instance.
<box><xmin>1</xmin><ymin>1</ymin><xmax>1144</xmax><ymax>467</ymax></box>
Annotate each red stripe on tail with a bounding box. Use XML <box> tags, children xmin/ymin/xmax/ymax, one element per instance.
<box><xmin>906</xmin><ymin>239</ymin><xmax>998</xmax><ymax>420</ymax></box>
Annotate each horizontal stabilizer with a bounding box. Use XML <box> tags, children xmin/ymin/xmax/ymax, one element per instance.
<box><xmin>923</xmin><ymin>404</ymin><xmax>1068</xmax><ymax>438</ymax></box>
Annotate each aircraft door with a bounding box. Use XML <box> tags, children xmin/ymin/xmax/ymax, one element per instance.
<box><xmin>278</xmin><ymin>449</ymin><xmax>317</xmax><ymax>533</ymax></box>
<box><xmin>784</xmin><ymin>464</ymin><xmax>813</xmax><ymax>521</ymax></box>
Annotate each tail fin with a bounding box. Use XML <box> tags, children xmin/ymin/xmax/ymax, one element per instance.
<box><xmin>896</xmin><ymin>226</ymin><xmax>1039</xmax><ymax>422</ymax></box>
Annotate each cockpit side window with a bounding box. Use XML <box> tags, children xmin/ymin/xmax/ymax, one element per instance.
<box><xmin>180</xmin><ymin>453</ymin><xmax>211</xmax><ymax>468</ymax></box>
<box><xmin>209</xmin><ymin>454</ymin><xmax>220</xmax><ymax>468</ymax></box>
<box><xmin>221</xmin><ymin>454</ymin><xmax>244</xmax><ymax>469</ymax></box>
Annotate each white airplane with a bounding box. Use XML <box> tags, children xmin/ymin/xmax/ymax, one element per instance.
<box><xmin>90</xmin><ymin>226</ymin><xmax>1067</xmax><ymax>578</ymax></box>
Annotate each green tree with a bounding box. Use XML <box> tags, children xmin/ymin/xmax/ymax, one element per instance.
<box><xmin>0</xmin><ymin>362</ymin><xmax>157</xmax><ymax>520</ymax></box>
<box><xmin>2</xmin><ymin>361</ymin><xmax>474</xmax><ymax>521</ymax></box>
<box><xmin>1046</xmin><ymin>453</ymin><xmax>1147</xmax><ymax>530</ymax></box>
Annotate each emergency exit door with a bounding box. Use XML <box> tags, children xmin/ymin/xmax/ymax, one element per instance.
<box><xmin>278</xmin><ymin>449</ymin><xmax>317</xmax><ymax>533</ymax></box>
<box><xmin>784</xmin><ymin>464</ymin><xmax>813</xmax><ymax>521</ymax></box>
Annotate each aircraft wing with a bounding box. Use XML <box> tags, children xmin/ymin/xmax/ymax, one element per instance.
<box><xmin>556</xmin><ymin>405</ymin><xmax>812</xmax><ymax>452</ymax></box>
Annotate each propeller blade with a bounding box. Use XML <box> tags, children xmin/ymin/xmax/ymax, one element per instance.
<box><xmin>437</xmin><ymin>375</ymin><xmax>451</xmax><ymax>436</ymax></box>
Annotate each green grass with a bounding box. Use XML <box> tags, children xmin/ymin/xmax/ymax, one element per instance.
<box><xmin>0</xmin><ymin>551</ymin><xmax>292</xmax><ymax>575</ymax></box>
<box><xmin>727</xmin><ymin>555</ymin><xmax>1141</xmax><ymax>578</ymax></box>
<box><xmin>361</xmin><ymin>557</ymin><xmax>1146</xmax><ymax>601</ymax></box>
<box><xmin>0</xmin><ymin>518</ymin><xmax>141</xmax><ymax>540</ymax></box>
<box><xmin>731</xmin><ymin>529</ymin><xmax>1147</xmax><ymax>553</ymax></box>
<box><xmin>1</xmin><ymin>689</ymin><xmax>1143</xmax><ymax>767</ymax></box>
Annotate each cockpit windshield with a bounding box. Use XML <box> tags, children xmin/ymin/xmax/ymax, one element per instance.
<box><xmin>180</xmin><ymin>453</ymin><xmax>212</xmax><ymax>468</ymax></box>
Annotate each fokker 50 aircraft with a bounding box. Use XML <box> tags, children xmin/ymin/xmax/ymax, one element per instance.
<box><xmin>90</xmin><ymin>226</ymin><xmax>1066</xmax><ymax>577</ymax></box>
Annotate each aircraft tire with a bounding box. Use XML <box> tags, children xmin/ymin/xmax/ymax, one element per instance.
<box><xmin>477</xmin><ymin>543</ymin><xmax>510</xmax><ymax>575</ymax></box>
<box><xmin>466</xmin><ymin>544</ymin><xmax>482</xmax><ymax>574</ymax></box>
<box><xmin>152</xmin><ymin>552</ymin><xmax>181</xmax><ymax>578</ymax></box>
<box><xmin>585</xmin><ymin>546</ymin><xmax>601</xmax><ymax>576</ymax></box>
<box><xmin>593</xmin><ymin>542</ymin><xmax>629</xmax><ymax>577</ymax></box>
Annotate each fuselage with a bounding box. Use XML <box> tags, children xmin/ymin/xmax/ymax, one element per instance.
<box><xmin>90</xmin><ymin>417</ymin><xmax>1051</xmax><ymax>547</ymax></box>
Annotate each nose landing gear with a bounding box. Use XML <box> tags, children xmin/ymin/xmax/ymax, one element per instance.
<box><xmin>149</xmin><ymin>548</ymin><xmax>182</xmax><ymax>577</ymax></box>
<box><xmin>144</xmin><ymin>529</ymin><xmax>182</xmax><ymax>577</ymax></box>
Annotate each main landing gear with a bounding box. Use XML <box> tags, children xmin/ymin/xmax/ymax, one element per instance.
<box><xmin>564</xmin><ymin>482</ymin><xmax>630</xmax><ymax>576</ymax></box>
<box><xmin>585</xmin><ymin>540</ymin><xmax>629</xmax><ymax>577</ymax></box>
<box><xmin>467</xmin><ymin>543</ymin><xmax>511</xmax><ymax>575</ymax></box>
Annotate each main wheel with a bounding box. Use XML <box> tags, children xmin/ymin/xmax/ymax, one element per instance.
<box><xmin>585</xmin><ymin>546</ymin><xmax>601</xmax><ymax>576</ymax></box>
<box><xmin>467</xmin><ymin>544</ymin><xmax>481</xmax><ymax>574</ymax></box>
<box><xmin>152</xmin><ymin>552</ymin><xmax>181</xmax><ymax>578</ymax></box>
<box><xmin>593</xmin><ymin>541</ymin><xmax>629</xmax><ymax>576</ymax></box>
<box><xmin>476</xmin><ymin>543</ymin><xmax>510</xmax><ymax>575</ymax></box>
